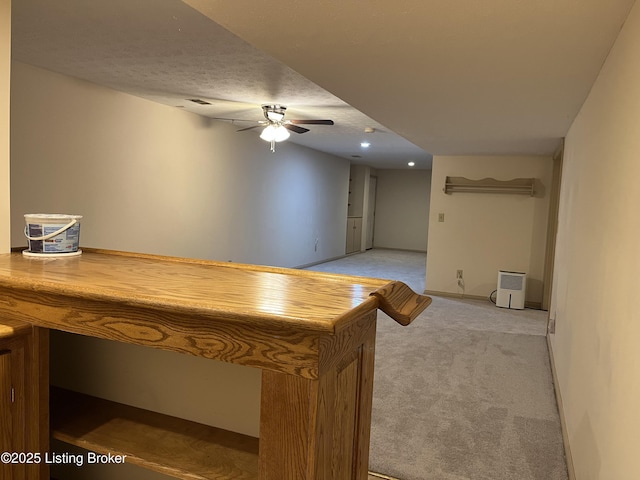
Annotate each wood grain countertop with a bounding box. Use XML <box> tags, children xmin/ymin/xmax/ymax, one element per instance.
<box><xmin>0</xmin><ymin>249</ymin><xmax>430</xmax><ymax>333</ymax></box>
<box><xmin>0</xmin><ymin>249</ymin><xmax>431</xmax><ymax>378</ymax></box>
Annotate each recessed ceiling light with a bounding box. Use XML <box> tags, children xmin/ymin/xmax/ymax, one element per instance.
<box><xmin>364</xmin><ymin>127</ymin><xmax>375</xmax><ymax>134</ymax></box>
<box><xmin>360</xmin><ymin>142</ymin><xmax>371</xmax><ymax>148</ymax></box>
<box><xmin>408</xmin><ymin>161</ymin><xmax>415</xmax><ymax>167</ymax></box>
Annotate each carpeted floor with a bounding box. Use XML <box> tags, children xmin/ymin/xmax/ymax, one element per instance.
<box><xmin>306</xmin><ymin>249</ymin><xmax>568</xmax><ymax>480</ymax></box>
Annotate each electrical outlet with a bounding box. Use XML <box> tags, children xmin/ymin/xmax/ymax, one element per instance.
<box><xmin>456</xmin><ymin>269</ymin><xmax>463</xmax><ymax>279</ymax></box>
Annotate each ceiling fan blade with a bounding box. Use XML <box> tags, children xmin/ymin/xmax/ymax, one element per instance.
<box><xmin>236</xmin><ymin>125</ymin><xmax>261</xmax><ymax>132</ymax></box>
<box><xmin>288</xmin><ymin>119</ymin><xmax>334</xmax><ymax>125</ymax></box>
<box><xmin>284</xmin><ymin>124</ymin><xmax>310</xmax><ymax>134</ymax></box>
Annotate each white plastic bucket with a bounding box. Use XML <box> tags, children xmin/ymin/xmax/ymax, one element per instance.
<box><xmin>24</xmin><ymin>214</ymin><xmax>83</xmax><ymax>254</ymax></box>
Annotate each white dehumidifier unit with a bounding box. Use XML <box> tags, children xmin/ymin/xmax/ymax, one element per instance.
<box><xmin>496</xmin><ymin>271</ymin><xmax>526</xmax><ymax>309</ymax></box>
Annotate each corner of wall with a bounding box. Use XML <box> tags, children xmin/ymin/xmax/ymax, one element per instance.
<box><xmin>0</xmin><ymin>0</ymin><xmax>10</xmax><ymax>253</ymax></box>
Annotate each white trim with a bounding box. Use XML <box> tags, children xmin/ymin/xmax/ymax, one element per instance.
<box><xmin>546</xmin><ymin>334</ymin><xmax>576</xmax><ymax>480</ymax></box>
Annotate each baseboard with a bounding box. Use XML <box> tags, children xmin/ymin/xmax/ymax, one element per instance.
<box><xmin>294</xmin><ymin>254</ymin><xmax>348</xmax><ymax>269</ymax></box>
<box><xmin>368</xmin><ymin>472</ymin><xmax>401</xmax><ymax>480</ymax></box>
<box><xmin>371</xmin><ymin>246</ymin><xmax>427</xmax><ymax>254</ymax></box>
<box><xmin>546</xmin><ymin>334</ymin><xmax>576</xmax><ymax>480</ymax></box>
<box><xmin>423</xmin><ymin>289</ymin><xmax>486</xmax><ymax>301</ymax></box>
<box><xmin>526</xmin><ymin>300</ymin><xmax>543</xmax><ymax>310</ymax></box>
<box><xmin>423</xmin><ymin>290</ymin><xmax>542</xmax><ymax>310</ymax></box>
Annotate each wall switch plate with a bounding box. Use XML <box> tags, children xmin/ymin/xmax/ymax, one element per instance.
<box><xmin>438</xmin><ymin>213</ymin><xmax>445</xmax><ymax>222</ymax></box>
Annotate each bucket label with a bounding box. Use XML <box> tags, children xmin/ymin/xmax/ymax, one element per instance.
<box><xmin>27</xmin><ymin>223</ymin><xmax>81</xmax><ymax>253</ymax></box>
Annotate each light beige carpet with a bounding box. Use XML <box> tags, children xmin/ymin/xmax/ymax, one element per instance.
<box><xmin>307</xmin><ymin>249</ymin><xmax>568</xmax><ymax>480</ymax></box>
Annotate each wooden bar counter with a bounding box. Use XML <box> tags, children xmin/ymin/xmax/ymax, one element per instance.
<box><xmin>0</xmin><ymin>249</ymin><xmax>431</xmax><ymax>480</ymax></box>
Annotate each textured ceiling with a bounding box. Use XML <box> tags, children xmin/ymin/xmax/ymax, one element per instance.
<box><xmin>11</xmin><ymin>0</ymin><xmax>429</xmax><ymax>169</ymax></box>
<box><xmin>11</xmin><ymin>0</ymin><xmax>637</xmax><ymax>169</ymax></box>
<box><xmin>186</xmin><ymin>0</ymin><xmax>636</xmax><ymax>157</ymax></box>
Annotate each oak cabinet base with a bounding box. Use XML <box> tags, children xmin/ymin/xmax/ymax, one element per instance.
<box><xmin>0</xmin><ymin>324</ymin><xmax>49</xmax><ymax>480</ymax></box>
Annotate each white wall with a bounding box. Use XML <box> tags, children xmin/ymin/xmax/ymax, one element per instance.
<box><xmin>549</xmin><ymin>2</ymin><xmax>640</xmax><ymax>478</ymax></box>
<box><xmin>426</xmin><ymin>155</ymin><xmax>552</xmax><ymax>304</ymax></box>
<box><xmin>0</xmin><ymin>0</ymin><xmax>9</xmax><ymax>253</ymax></box>
<box><xmin>10</xmin><ymin>62</ymin><xmax>349</xmax><ymax>268</ymax></box>
<box><xmin>373</xmin><ymin>169</ymin><xmax>431</xmax><ymax>251</ymax></box>
<box><xmin>9</xmin><ymin>62</ymin><xmax>352</xmax><ymax>443</ymax></box>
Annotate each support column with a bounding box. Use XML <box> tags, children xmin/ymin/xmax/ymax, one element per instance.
<box><xmin>259</xmin><ymin>313</ymin><xmax>376</xmax><ymax>479</ymax></box>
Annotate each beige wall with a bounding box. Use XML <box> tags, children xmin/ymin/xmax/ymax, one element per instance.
<box><xmin>10</xmin><ymin>62</ymin><xmax>349</xmax><ymax>267</ymax></box>
<box><xmin>373</xmin><ymin>169</ymin><xmax>431</xmax><ymax>251</ymax></box>
<box><xmin>426</xmin><ymin>155</ymin><xmax>552</xmax><ymax>304</ymax></box>
<box><xmin>0</xmin><ymin>0</ymin><xmax>9</xmax><ymax>253</ymax></box>
<box><xmin>549</xmin><ymin>1</ymin><xmax>640</xmax><ymax>478</ymax></box>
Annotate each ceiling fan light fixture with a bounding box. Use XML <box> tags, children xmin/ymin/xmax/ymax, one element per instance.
<box><xmin>263</xmin><ymin>104</ymin><xmax>286</xmax><ymax>123</ymax></box>
<box><xmin>266</xmin><ymin>110</ymin><xmax>285</xmax><ymax>122</ymax></box>
<box><xmin>260</xmin><ymin>124</ymin><xmax>290</xmax><ymax>142</ymax></box>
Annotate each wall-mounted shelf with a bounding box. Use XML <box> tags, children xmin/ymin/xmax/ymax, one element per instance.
<box><xmin>444</xmin><ymin>177</ymin><xmax>535</xmax><ymax>196</ymax></box>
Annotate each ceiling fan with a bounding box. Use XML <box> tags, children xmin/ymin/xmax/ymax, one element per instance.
<box><xmin>237</xmin><ymin>104</ymin><xmax>334</xmax><ymax>152</ymax></box>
